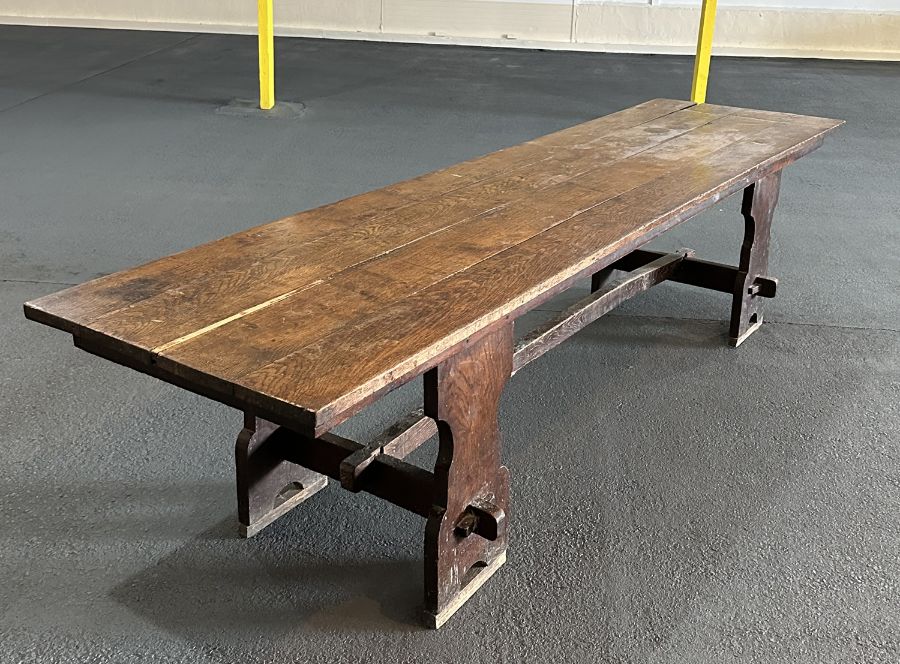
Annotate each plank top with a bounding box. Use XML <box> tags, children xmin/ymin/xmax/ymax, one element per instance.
<box><xmin>25</xmin><ymin>99</ymin><xmax>842</xmax><ymax>435</ymax></box>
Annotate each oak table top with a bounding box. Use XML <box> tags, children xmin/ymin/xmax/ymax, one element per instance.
<box><xmin>25</xmin><ymin>98</ymin><xmax>843</xmax><ymax>435</ymax></box>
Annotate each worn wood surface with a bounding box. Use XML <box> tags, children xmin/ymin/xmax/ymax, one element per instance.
<box><xmin>423</xmin><ymin>324</ymin><xmax>512</xmax><ymax>628</ymax></box>
<box><xmin>254</xmin><ymin>425</ymin><xmax>437</xmax><ymax>518</ymax></box>
<box><xmin>235</xmin><ymin>414</ymin><xmax>329</xmax><ymax>538</ymax></box>
<box><xmin>729</xmin><ymin>171</ymin><xmax>782</xmax><ymax>346</ymax></box>
<box><xmin>513</xmin><ymin>250</ymin><xmax>693</xmax><ymax>374</ymax></box>
<box><xmin>25</xmin><ymin>99</ymin><xmax>842</xmax><ymax>436</ymax></box>
<box><xmin>610</xmin><ymin>249</ymin><xmax>778</xmax><ymax>298</ymax></box>
<box><xmin>339</xmin><ymin>408</ymin><xmax>436</xmax><ymax>491</ymax></box>
<box><xmin>332</xmin><ymin>247</ymin><xmax>698</xmax><ymax>479</ymax></box>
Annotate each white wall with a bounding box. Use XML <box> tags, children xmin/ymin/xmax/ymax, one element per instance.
<box><xmin>655</xmin><ymin>0</ymin><xmax>897</xmax><ymax>8</ymax></box>
<box><xmin>2</xmin><ymin>0</ymin><xmax>899</xmax><ymax>60</ymax></box>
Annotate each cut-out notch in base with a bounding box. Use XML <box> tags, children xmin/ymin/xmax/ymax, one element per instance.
<box><xmin>239</xmin><ymin>475</ymin><xmax>328</xmax><ymax>538</ymax></box>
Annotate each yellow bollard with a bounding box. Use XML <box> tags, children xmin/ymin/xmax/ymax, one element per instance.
<box><xmin>258</xmin><ymin>0</ymin><xmax>275</xmax><ymax>110</ymax></box>
<box><xmin>690</xmin><ymin>0</ymin><xmax>718</xmax><ymax>104</ymax></box>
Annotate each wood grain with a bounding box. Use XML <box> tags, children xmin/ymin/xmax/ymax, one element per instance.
<box><xmin>423</xmin><ymin>323</ymin><xmax>512</xmax><ymax>625</ymax></box>
<box><xmin>158</xmin><ymin>111</ymin><xmax>776</xmax><ymax>379</ymax></box>
<box><xmin>230</xmin><ymin>115</ymin><xmax>842</xmax><ymax>433</ymax></box>
<box><xmin>63</xmin><ymin>104</ymin><xmax>740</xmax><ymax>351</ymax></box>
<box><xmin>25</xmin><ymin>98</ymin><xmax>692</xmax><ymax>334</ymax></box>
<box><xmin>23</xmin><ymin>100</ymin><xmax>843</xmax><ymax>436</ymax></box>
<box><xmin>512</xmin><ymin>250</ymin><xmax>692</xmax><ymax>373</ymax></box>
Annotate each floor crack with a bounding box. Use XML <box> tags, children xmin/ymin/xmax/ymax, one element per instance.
<box><xmin>0</xmin><ymin>32</ymin><xmax>199</xmax><ymax>115</ymax></box>
<box><xmin>2</xmin><ymin>277</ymin><xmax>80</xmax><ymax>286</ymax></box>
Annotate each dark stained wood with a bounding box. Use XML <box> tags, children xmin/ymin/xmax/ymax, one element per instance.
<box><xmin>335</xmin><ymin>248</ymin><xmax>698</xmax><ymax>477</ymax></box>
<box><xmin>610</xmin><ymin>249</ymin><xmax>778</xmax><ymax>298</ymax></box>
<box><xmin>229</xmin><ymin>115</ymin><xmax>843</xmax><ymax>435</ymax></box>
<box><xmin>22</xmin><ymin>98</ymin><xmax>844</xmax><ymax>630</ymax></box>
<box><xmin>423</xmin><ymin>324</ymin><xmax>512</xmax><ymax>628</ymax></box>
<box><xmin>263</xmin><ymin>425</ymin><xmax>437</xmax><ymax>518</ymax></box>
<box><xmin>24</xmin><ymin>186</ymin><xmax>412</xmax><ymax>332</ymax></box>
<box><xmin>152</xmin><ymin>113</ymin><xmax>793</xmax><ymax>386</ymax></box>
<box><xmin>513</xmin><ymin>250</ymin><xmax>692</xmax><ymax>374</ymax></box>
<box><xmin>339</xmin><ymin>408</ymin><xmax>437</xmax><ymax>491</ymax></box>
<box><xmin>730</xmin><ymin>171</ymin><xmax>782</xmax><ymax>346</ymax></box>
<box><xmin>235</xmin><ymin>414</ymin><xmax>329</xmax><ymax>537</ymax></box>
<box><xmin>25</xmin><ymin>102</ymin><xmax>842</xmax><ymax>436</ymax></box>
<box><xmin>28</xmin><ymin>106</ymin><xmax>837</xmax><ymax>433</ymax></box>
<box><xmin>56</xmin><ymin>104</ymin><xmax>746</xmax><ymax>353</ymax></box>
<box><xmin>159</xmin><ymin>110</ymin><xmax>771</xmax><ymax>380</ymax></box>
<box><xmin>24</xmin><ymin>98</ymin><xmax>694</xmax><ymax>336</ymax></box>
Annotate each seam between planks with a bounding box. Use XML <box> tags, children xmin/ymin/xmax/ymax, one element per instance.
<box><xmin>207</xmin><ymin>111</ymin><xmax>768</xmax><ymax>362</ymax></box>
<box><xmin>152</xmin><ymin>283</ymin><xmax>321</xmax><ymax>354</ymax></box>
<box><xmin>235</xmin><ymin>123</ymin><xmax>839</xmax><ymax>428</ymax></box>
<box><xmin>42</xmin><ymin>100</ymin><xmax>697</xmax><ymax>335</ymax></box>
<box><xmin>151</xmin><ymin>106</ymin><xmax>742</xmax><ymax>354</ymax></box>
<box><xmin>146</xmin><ymin>113</ymin><xmax>805</xmax><ymax>415</ymax></box>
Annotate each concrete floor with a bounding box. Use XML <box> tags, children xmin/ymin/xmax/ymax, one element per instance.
<box><xmin>1</xmin><ymin>25</ymin><xmax>898</xmax><ymax>664</ymax></box>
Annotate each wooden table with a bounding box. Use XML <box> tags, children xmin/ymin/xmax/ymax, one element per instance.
<box><xmin>25</xmin><ymin>99</ymin><xmax>842</xmax><ymax>628</ymax></box>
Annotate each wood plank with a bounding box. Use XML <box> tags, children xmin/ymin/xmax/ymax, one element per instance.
<box><xmin>524</xmin><ymin>98</ymin><xmax>697</xmax><ymax>149</ymax></box>
<box><xmin>23</xmin><ymin>101</ymin><xmax>842</xmax><ymax>438</ymax></box>
<box><xmin>229</xmin><ymin>116</ymin><xmax>841</xmax><ymax>434</ymax></box>
<box><xmin>512</xmin><ymin>250</ymin><xmax>692</xmax><ymax>373</ymax></box>
<box><xmin>610</xmin><ymin>248</ymin><xmax>778</xmax><ymax>297</ymax></box>
<box><xmin>159</xmin><ymin>111</ymin><xmax>776</xmax><ymax>380</ymax></box>
<box><xmin>66</xmin><ymin>104</ymin><xmax>740</xmax><ymax>351</ymax></box>
<box><xmin>264</xmin><ymin>428</ymin><xmax>437</xmax><ymax>519</ymax></box>
<box><xmin>154</xmin><ymin>114</ymin><xmax>824</xmax><ymax>387</ymax></box>
<box><xmin>339</xmin><ymin>408</ymin><xmax>436</xmax><ymax>491</ymax></box>
<box><xmin>381</xmin><ymin>98</ymin><xmax>695</xmax><ymax>199</ymax></box>
<box><xmin>79</xmin><ymin>194</ymin><xmax>487</xmax><ymax>350</ymax></box>
<box><xmin>334</xmin><ymin>248</ymin><xmax>692</xmax><ymax>465</ymax></box>
<box><xmin>422</xmin><ymin>324</ymin><xmax>512</xmax><ymax>625</ymax></box>
<box><xmin>25</xmin><ymin>99</ymin><xmax>693</xmax><ymax>332</ymax></box>
<box><xmin>23</xmin><ymin>187</ymin><xmax>411</xmax><ymax>332</ymax></box>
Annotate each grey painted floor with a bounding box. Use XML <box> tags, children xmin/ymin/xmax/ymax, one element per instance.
<box><xmin>0</xmin><ymin>25</ymin><xmax>898</xmax><ymax>664</ymax></box>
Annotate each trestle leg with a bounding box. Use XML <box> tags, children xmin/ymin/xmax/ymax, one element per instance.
<box><xmin>235</xmin><ymin>414</ymin><xmax>328</xmax><ymax>538</ymax></box>
<box><xmin>730</xmin><ymin>171</ymin><xmax>781</xmax><ymax>346</ymax></box>
<box><xmin>422</xmin><ymin>325</ymin><xmax>513</xmax><ymax>628</ymax></box>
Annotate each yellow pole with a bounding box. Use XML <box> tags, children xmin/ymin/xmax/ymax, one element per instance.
<box><xmin>690</xmin><ymin>0</ymin><xmax>718</xmax><ymax>104</ymax></box>
<box><xmin>258</xmin><ymin>0</ymin><xmax>275</xmax><ymax>110</ymax></box>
